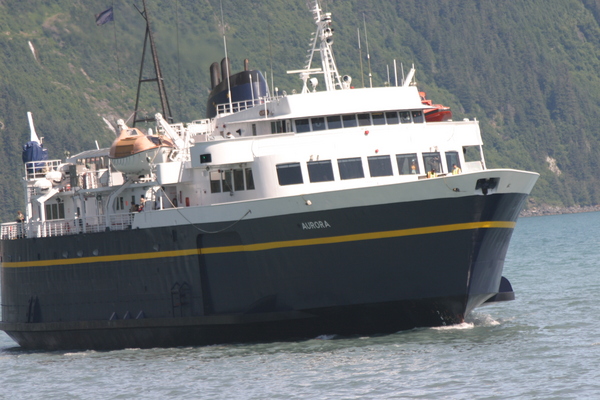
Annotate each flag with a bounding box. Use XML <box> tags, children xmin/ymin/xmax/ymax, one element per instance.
<box><xmin>95</xmin><ymin>7</ymin><xmax>114</xmax><ymax>26</ymax></box>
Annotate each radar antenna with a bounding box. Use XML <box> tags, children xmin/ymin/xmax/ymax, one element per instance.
<box><xmin>287</xmin><ymin>0</ymin><xmax>345</xmax><ymax>92</ymax></box>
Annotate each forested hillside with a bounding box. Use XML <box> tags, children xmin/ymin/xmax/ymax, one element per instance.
<box><xmin>2</xmin><ymin>0</ymin><xmax>600</xmax><ymax>221</ymax></box>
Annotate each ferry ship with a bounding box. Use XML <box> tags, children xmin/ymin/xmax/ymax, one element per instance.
<box><xmin>0</xmin><ymin>1</ymin><xmax>538</xmax><ymax>350</ymax></box>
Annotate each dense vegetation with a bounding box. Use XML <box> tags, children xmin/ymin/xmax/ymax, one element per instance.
<box><xmin>2</xmin><ymin>0</ymin><xmax>600</xmax><ymax>221</ymax></box>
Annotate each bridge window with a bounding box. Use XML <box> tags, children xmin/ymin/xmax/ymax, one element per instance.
<box><xmin>277</xmin><ymin>163</ymin><xmax>304</xmax><ymax>185</ymax></box>
<box><xmin>295</xmin><ymin>119</ymin><xmax>310</xmax><ymax>133</ymax></box>
<box><xmin>396</xmin><ymin>153</ymin><xmax>419</xmax><ymax>175</ymax></box>
<box><xmin>386</xmin><ymin>111</ymin><xmax>399</xmax><ymax>125</ymax></box>
<box><xmin>368</xmin><ymin>155</ymin><xmax>393</xmax><ymax>177</ymax></box>
<box><xmin>311</xmin><ymin>117</ymin><xmax>326</xmax><ymax>131</ymax></box>
<box><xmin>342</xmin><ymin>114</ymin><xmax>357</xmax><ymax>128</ymax></box>
<box><xmin>372</xmin><ymin>112</ymin><xmax>386</xmax><ymax>126</ymax></box>
<box><xmin>327</xmin><ymin>115</ymin><xmax>342</xmax><ymax>129</ymax></box>
<box><xmin>445</xmin><ymin>151</ymin><xmax>461</xmax><ymax>172</ymax></box>
<box><xmin>423</xmin><ymin>152</ymin><xmax>442</xmax><ymax>173</ymax></box>
<box><xmin>412</xmin><ymin>110</ymin><xmax>424</xmax><ymax>123</ymax></box>
<box><xmin>400</xmin><ymin>111</ymin><xmax>412</xmax><ymax>124</ymax></box>
<box><xmin>338</xmin><ymin>157</ymin><xmax>364</xmax><ymax>180</ymax></box>
<box><xmin>357</xmin><ymin>113</ymin><xmax>371</xmax><ymax>126</ymax></box>
<box><xmin>308</xmin><ymin>160</ymin><xmax>334</xmax><ymax>182</ymax></box>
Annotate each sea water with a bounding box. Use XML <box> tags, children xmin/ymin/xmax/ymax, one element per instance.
<box><xmin>1</xmin><ymin>212</ymin><xmax>600</xmax><ymax>399</ymax></box>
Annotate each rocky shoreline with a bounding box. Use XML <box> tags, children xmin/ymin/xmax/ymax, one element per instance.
<box><xmin>520</xmin><ymin>202</ymin><xmax>600</xmax><ymax>217</ymax></box>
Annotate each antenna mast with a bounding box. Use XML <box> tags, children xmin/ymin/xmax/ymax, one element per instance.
<box><xmin>288</xmin><ymin>0</ymin><xmax>343</xmax><ymax>92</ymax></box>
<box><xmin>363</xmin><ymin>14</ymin><xmax>372</xmax><ymax>88</ymax></box>
<box><xmin>132</xmin><ymin>0</ymin><xmax>173</xmax><ymax>126</ymax></box>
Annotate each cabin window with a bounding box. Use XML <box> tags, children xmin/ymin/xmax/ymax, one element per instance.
<box><xmin>234</xmin><ymin>169</ymin><xmax>245</xmax><ymax>191</ymax></box>
<box><xmin>45</xmin><ymin>202</ymin><xmax>65</xmax><ymax>220</ymax></box>
<box><xmin>412</xmin><ymin>110</ymin><xmax>424</xmax><ymax>123</ymax></box>
<box><xmin>445</xmin><ymin>151</ymin><xmax>461</xmax><ymax>172</ymax></box>
<box><xmin>368</xmin><ymin>155</ymin><xmax>393</xmax><ymax>177</ymax></box>
<box><xmin>311</xmin><ymin>117</ymin><xmax>326</xmax><ymax>131</ymax></box>
<box><xmin>327</xmin><ymin>115</ymin><xmax>342</xmax><ymax>129</ymax></box>
<box><xmin>338</xmin><ymin>157</ymin><xmax>364</xmax><ymax>180</ymax></box>
<box><xmin>271</xmin><ymin>121</ymin><xmax>283</xmax><ymax>134</ymax></box>
<box><xmin>357</xmin><ymin>113</ymin><xmax>371</xmax><ymax>126</ymax></box>
<box><xmin>399</xmin><ymin>111</ymin><xmax>412</xmax><ymax>124</ymax></box>
<box><xmin>277</xmin><ymin>163</ymin><xmax>304</xmax><ymax>186</ymax></box>
<box><xmin>252</xmin><ymin>124</ymin><xmax>257</xmax><ymax>136</ymax></box>
<box><xmin>245</xmin><ymin>168</ymin><xmax>255</xmax><ymax>190</ymax></box>
<box><xmin>295</xmin><ymin>119</ymin><xmax>311</xmax><ymax>133</ymax></box>
<box><xmin>270</xmin><ymin>120</ymin><xmax>289</xmax><ymax>134</ymax></box>
<box><xmin>222</xmin><ymin>170</ymin><xmax>234</xmax><ymax>192</ymax></box>
<box><xmin>396</xmin><ymin>153</ymin><xmax>420</xmax><ymax>175</ymax></box>
<box><xmin>307</xmin><ymin>160</ymin><xmax>334</xmax><ymax>182</ymax></box>
<box><xmin>386</xmin><ymin>111</ymin><xmax>400</xmax><ymax>125</ymax></box>
<box><xmin>372</xmin><ymin>112</ymin><xmax>386</xmax><ymax>126</ymax></box>
<box><xmin>115</xmin><ymin>196</ymin><xmax>125</xmax><ymax>210</ymax></box>
<box><xmin>342</xmin><ymin>114</ymin><xmax>357</xmax><ymax>128</ymax></box>
<box><xmin>423</xmin><ymin>152</ymin><xmax>442</xmax><ymax>174</ymax></box>
<box><xmin>210</xmin><ymin>171</ymin><xmax>222</xmax><ymax>193</ymax></box>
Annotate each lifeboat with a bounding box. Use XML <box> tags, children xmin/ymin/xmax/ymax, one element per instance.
<box><xmin>108</xmin><ymin>120</ymin><xmax>175</xmax><ymax>175</ymax></box>
<box><xmin>420</xmin><ymin>91</ymin><xmax>452</xmax><ymax>122</ymax></box>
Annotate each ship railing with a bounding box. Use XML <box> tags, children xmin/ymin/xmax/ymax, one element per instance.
<box><xmin>1</xmin><ymin>222</ymin><xmax>26</xmax><ymax>240</ymax></box>
<box><xmin>1</xmin><ymin>213</ymin><xmax>136</xmax><ymax>239</ymax></box>
<box><xmin>24</xmin><ymin>159</ymin><xmax>62</xmax><ymax>181</ymax></box>
<box><xmin>216</xmin><ymin>96</ymin><xmax>277</xmax><ymax>116</ymax></box>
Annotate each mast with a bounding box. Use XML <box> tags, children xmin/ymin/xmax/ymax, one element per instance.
<box><xmin>287</xmin><ymin>0</ymin><xmax>344</xmax><ymax>92</ymax></box>
<box><xmin>132</xmin><ymin>0</ymin><xmax>173</xmax><ymax>126</ymax></box>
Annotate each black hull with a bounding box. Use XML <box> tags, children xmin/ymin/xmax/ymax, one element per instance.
<box><xmin>1</xmin><ymin>192</ymin><xmax>527</xmax><ymax>350</ymax></box>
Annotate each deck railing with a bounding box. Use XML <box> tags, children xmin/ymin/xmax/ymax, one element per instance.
<box><xmin>24</xmin><ymin>159</ymin><xmax>62</xmax><ymax>181</ymax></box>
<box><xmin>1</xmin><ymin>213</ymin><xmax>136</xmax><ymax>240</ymax></box>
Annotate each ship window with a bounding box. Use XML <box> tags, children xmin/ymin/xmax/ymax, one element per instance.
<box><xmin>222</xmin><ymin>170</ymin><xmax>234</xmax><ymax>192</ymax></box>
<box><xmin>271</xmin><ymin>120</ymin><xmax>288</xmax><ymax>134</ymax></box>
<box><xmin>252</xmin><ymin>124</ymin><xmax>257</xmax><ymax>136</ymax></box>
<box><xmin>445</xmin><ymin>151</ymin><xmax>461</xmax><ymax>173</ymax></box>
<box><xmin>372</xmin><ymin>112</ymin><xmax>386</xmax><ymax>125</ymax></box>
<box><xmin>412</xmin><ymin>110</ymin><xmax>424</xmax><ymax>123</ymax></box>
<box><xmin>44</xmin><ymin>202</ymin><xmax>65</xmax><ymax>220</ymax></box>
<box><xmin>357</xmin><ymin>113</ymin><xmax>371</xmax><ymax>126</ymax></box>
<box><xmin>210</xmin><ymin>171</ymin><xmax>222</xmax><ymax>193</ymax></box>
<box><xmin>342</xmin><ymin>114</ymin><xmax>357</xmax><ymax>128</ymax></box>
<box><xmin>307</xmin><ymin>160</ymin><xmax>334</xmax><ymax>182</ymax></box>
<box><xmin>311</xmin><ymin>117</ymin><xmax>326</xmax><ymax>131</ymax></box>
<box><xmin>386</xmin><ymin>111</ymin><xmax>399</xmax><ymax>125</ymax></box>
<box><xmin>115</xmin><ymin>197</ymin><xmax>124</xmax><ymax>210</ymax></box>
<box><xmin>234</xmin><ymin>169</ymin><xmax>245</xmax><ymax>191</ymax></box>
<box><xmin>327</xmin><ymin>115</ymin><xmax>342</xmax><ymax>129</ymax></box>
<box><xmin>277</xmin><ymin>163</ymin><xmax>303</xmax><ymax>185</ymax></box>
<box><xmin>397</xmin><ymin>153</ymin><xmax>420</xmax><ymax>175</ymax></box>
<box><xmin>423</xmin><ymin>152</ymin><xmax>442</xmax><ymax>173</ymax></box>
<box><xmin>399</xmin><ymin>111</ymin><xmax>412</xmax><ymax>123</ymax></box>
<box><xmin>295</xmin><ymin>119</ymin><xmax>310</xmax><ymax>133</ymax></box>
<box><xmin>245</xmin><ymin>168</ymin><xmax>255</xmax><ymax>190</ymax></box>
<box><xmin>200</xmin><ymin>153</ymin><xmax>212</xmax><ymax>163</ymax></box>
<box><xmin>368</xmin><ymin>155</ymin><xmax>393</xmax><ymax>177</ymax></box>
<box><xmin>338</xmin><ymin>157</ymin><xmax>364</xmax><ymax>180</ymax></box>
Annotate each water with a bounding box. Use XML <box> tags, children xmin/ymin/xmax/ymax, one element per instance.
<box><xmin>2</xmin><ymin>212</ymin><xmax>600</xmax><ymax>399</ymax></box>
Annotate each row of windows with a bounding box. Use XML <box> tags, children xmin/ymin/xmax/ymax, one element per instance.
<box><xmin>210</xmin><ymin>168</ymin><xmax>255</xmax><ymax>193</ymax></box>
<box><xmin>270</xmin><ymin>110</ymin><xmax>425</xmax><ymax>134</ymax></box>
<box><xmin>276</xmin><ymin>151</ymin><xmax>461</xmax><ymax>186</ymax></box>
<box><xmin>45</xmin><ymin>202</ymin><xmax>65</xmax><ymax>220</ymax></box>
